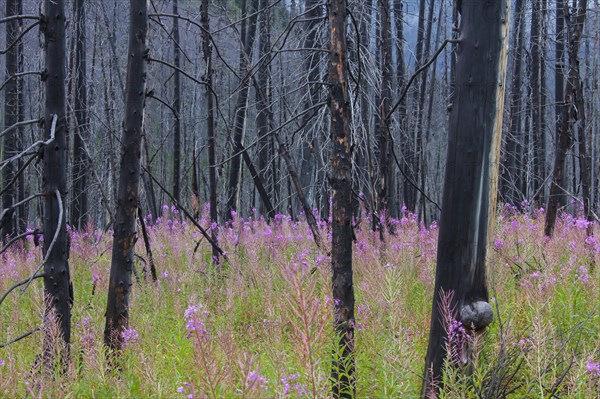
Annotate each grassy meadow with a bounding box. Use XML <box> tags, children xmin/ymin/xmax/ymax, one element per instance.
<box><xmin>0</xmin><ymin>205</ymin><xmax>598</xmax><ymax>398</ymax></box>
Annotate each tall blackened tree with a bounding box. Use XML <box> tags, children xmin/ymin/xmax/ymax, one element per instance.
<box><xmin>225</xmin><ymin>0</ymin><xmax>259</xmax><ymax>218</ymax></box>
<box><xmin>504</xmin><ymin>0</ymin><xmax>526</xmax><ymax>206</ymax></box>
<box><xmin>530</xmin><ymin>0</ymin><xmax>546</xmax><ymax>204</ymax></box>
<box><xmin>545</xmin><ymin>0</ymin><xmax>588</xmax><ymax>237</ymax></box>
<box><xmin>104</xmin><ymin>0</ymin><xmax>148</xmax><ymax>351</ymax></box>
<box><xmin>374</xmin><ymin>0</ymin><xmax>392</xmax><ymax>234</ymax></box>
<box><xmin>201</xmin><ymin>0</ymin><xmax>220</xmax><ymax>263</ymax></box>
<box><xmin>256</xmin><ymin>0</ymin><xmax>274</xmax><ymax>216</ymax></box>
<box><xmin>554</xmin><ymin>0</ymin><xmax>567</xmax><ymax>210</ymax></box>
<box><xmin>41</xmin><ymin>0</ymin><xmax>73</xmax><ymax>360</ymax></box>
<box><xmin>2</xmin><ymin>0</ymin><xmax>21</xmax><ymax>241</ymax></box>
<box><xmin>172</xmin><ymin>0</ymin><xmax>181</xmax><ymax>203</ymax></box>
<box><xmin>421</xmin><ymin>0</ymin><xmax>509</xmax><ymax>396</ymax></box>
<box><xmin>328</xmin><ymin>0</ymin><xmax>355</xmax><ymax>397</ymax></box>
<box><xmin>71</xmin><ymin>0</ymin><xmax>89</xmax><ymax>229</ymax></box>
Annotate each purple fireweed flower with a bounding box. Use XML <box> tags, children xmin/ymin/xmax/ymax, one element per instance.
<box><xmin>246</xmin><ymin>370</ymin><xmax>268</xmax><ymax>390</ymax></box>
<box><xmin>281</xmin><ymin>373</ymin><xmax>306</xmax><ymax>396</ymax></box>
<box><xmin>494</xmin><ymin>238</ymin><xmax>504</xmax><ymax>250</ymax></box>
<box><xmin>0</xmin><ymin>359</ymin><xmax>5</xmax><ymax>367</ymax></box>
<box><xmin>586</xmin><ymin>361</ymin><xmax>600</xmax><ymax>377</ymax></box>
<box><xmin>185</xmin><ymin>304</ymin><xmax>208</xmax><ymax>339</ymax></box>
<box><xmin>574</xmin><ymin>217</ymin><xmax>589</xmax><ymax>230</ymax></box>
<box><xmin>576</xmin><ymin>266</ymin><xmax>589</xmax><ymax>283</ymax></box>
<box><xmin>121</xmin><ymin>328</ymin><xmax>139</xmax><ymax>347</ymax></box>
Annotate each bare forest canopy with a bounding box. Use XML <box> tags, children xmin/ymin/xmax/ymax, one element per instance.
<box><xmin>0</xmin><ymin>1</ymin><xmax>598</xmax><ymax>228</ymax></box>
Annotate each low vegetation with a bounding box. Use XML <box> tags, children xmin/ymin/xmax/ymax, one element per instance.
<box><xmin>0</xmin><ymin>205</ymin><xmax>598</xmax><ymax>398</ymax></box>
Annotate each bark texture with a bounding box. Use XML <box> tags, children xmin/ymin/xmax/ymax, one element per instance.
<box><xmin>42</xmin><ymin>0</ymin><xmax>72</xmax><ymax>359</ymax></box>
<box><xmin>71</xmin><ymin>0</ymin><xmax>89</xmax><ymax>229</ymax></box>
<box><xmin>201</xmin><ymin>0</ymin><xmax>220</xmax><ymax>263</ymax></box>
<box><xmin>328</xmin><ymin>0</ymin><xmax>354</xmax><ymax>397</ymax></box>
<box><xmin>2</xmin><ymin>0</ymin><xmax>21</xmax><ymax>240</ymax></box>
<box><xmin>545</xmin><ymin>0</ymin><xmax>588</xmax><ymax>237</ymax></box>
<box><xmin>421</xmin><ymin>1</ymin><xmax>509</xmax><ymax>396</ymax></box>
<box><xmin>104</xmin><ymin>0</ymin><xmax>147</xmax><ymax>351</ymax></box>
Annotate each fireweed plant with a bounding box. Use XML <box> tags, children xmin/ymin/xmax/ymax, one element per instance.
<box><xmin>0</xmin><ymin>204</ymin><xmax>597</xmax><ymax>397</ymax></box>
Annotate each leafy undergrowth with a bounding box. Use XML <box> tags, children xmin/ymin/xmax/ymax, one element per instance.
<box><xmin>0</xmin><ymin>205</ymin><xmax>598</xmax><ymax>398</ymax></box>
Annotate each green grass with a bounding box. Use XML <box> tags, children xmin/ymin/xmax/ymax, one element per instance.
<box><xmin>0</xmin><ymin>210</ymin><xmax>598</xmax><ymax>398</ymax></box>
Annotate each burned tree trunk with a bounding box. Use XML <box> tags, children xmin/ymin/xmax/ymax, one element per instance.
<box><xmin>504</xmin><ymin>0</ymin><xmax>525</xmax><ymax>206</ymax></box>
<box><xmin>421</xmin><ymin>0</ymin><xmax>509</xmax><ymax>396</ymax></box>
<box><xmin>545</xmin><ymin>0</ymin><xmax>588</xmax><ymax>237</ymax></box>
<box><xmin>201</xmin><ymin>0</ymin><xmax>220</xmax><ymax>263</ymax></box>
<box><xmin>554</xmin><ymin>0</ymin><xmax>567</xmax><ymax>210</ymax></box>
<box><xmin>2</xmin><ymin>0</ymin><xmax>21</xmax><ymax>241</ymax></box>
<box><xmin>256</xmin><ymin>0</ymin><xmax>273</xmax><ymax>216</ymax></box>
<box><xmin>530</xmin><ymin>0</ymin><xmax>545</xmax><ymax>204</ymax></box>
<box><xmin>172</xmin><ymin>0</ymin><xmax>181</xmax><ymax>203</ymax></box>
<box><xmin>41</xmin><ymin>0</ymin><xmax>72</xmax><ymax>360</ymax></box>
<box><xmin>225</xmin><ymin>0</ymin><xmax>258</xmax><ymax>219</ymax></box>
<box><xmin>71</xmin><ymin>0</ymin><xmax>89</xmax><ymax>229</ymax></box>
<box><xmin>104</xmin><ymin>0</ymin><xmax>147</xmax><ymax>351</ymax></box>
<box><xmin>328</xmin><ymin>1</ymin><xmax>354</xmax><ymax>397</ymax></box>
<box><xmin>374</xmin><ymin>1</ymin><xmax>392</xmax><ymax>234</ymax></box>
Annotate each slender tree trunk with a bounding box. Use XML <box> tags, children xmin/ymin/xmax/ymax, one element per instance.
<box><xmin>71</xmin><ymin>0</ymin><xmax>89</xmax><ymax>230</ymax></box>
<box><xmin>392</xmin><ymin>0</ymin><xmax>405</xmax><ymax>219</ymax></box>
<box><xmin>201</xmin><ymin>0</ymin><xmax>220</xmax><ymax>263</ymax></box>
<box><xmin>2</xmin><ymin>0</ymin><xmax>21</xmax><ymax>241</ymax></box>
<box><xmin>555</xmin><ymin>0</ymin><xmax>567</xmax><ymax>210</ymax></box>
<box><xmin>142</xmin><ymin>135</ymin><xmax>159</xmax><ymax>221</ymax></box>
<box><xmin>172</xmin><ymin>0</ymin><xmax>181</xmax><ymax>203</ymax></box>
<box><xmin>256</xmin><ymin>0</ymin><xmax>273</xmax><ymax>216</ymax></box>
<box><xmin>404</xmin><ymin>0</ymin><xmax>426</xmax><ymax>213</ymax></box>
<box><xmin>328</xmin><ymin>1</ymin><xmax>354</xmax><ymax>397</ymax></box>
<box><xmin>375</xmin><ymin>1</ymin><xmax>392</xmax><ymax>235</ymax></box>
<box><xmin>225</xmin><ymin>0</ymin><xmax>259</xmax><ymax>219</ymax></box>
<box><xmin>16</xmin><ymin>6</ymin><xmax>26</xmax><ymax>234</ymax></box>
<box><xmin>421</xmin><ymin>1</ymin><xmax>509</xmax><ymax>396</ymax></box>
<box><xmin>416</xmin><ymin>0</ymin><xmax>435</xmax><ymax>223</ymax></box>
<box><xmin>104</xmin><ymin>0</ymin><xmax>148</xmax><ymax>351</ymax></box>
<box><xmin>505</xmin><ymin>0</ymin><xmax>526</xmax><ymax>206</ymax></box>
<box><xmin>42</xmin><ymin>0</ymin><xmax>72</xmax><ymax>362</ymax></box>
<box><xmin>530</xmin><ymin>0</ymin><xmax>545</xmax><ymax>204</ymax></box>
<box><xmin>545</xmin><ymin>0</ymin><xmax>588</xmax><ymax>236</ymax></box>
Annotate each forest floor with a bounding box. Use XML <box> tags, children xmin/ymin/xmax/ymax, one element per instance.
<box><xmin>0</xmin><ymin>205</ymin><xmax>598</xmax><ymax>398</ymax></box>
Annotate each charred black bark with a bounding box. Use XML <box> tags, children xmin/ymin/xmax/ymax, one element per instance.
<box><xmin>328</xmin><ymin>1</ymin><xmax>354</xmax><ymax>397</ymax></box>
<box><xmin>256</xmin><ymin>0</ymin><xmax>273</xmax><ymax>216</ymax></box>
<box><xmin>201</xmin><ymin>0</ymin><xmax>220</xmax><ymax>263</ymax></box>
<box><xmin>172</xmin><ymin>0</ymin><xmax>181</xmax><ymax>203</ymax></box>
<box><xmin>41</xmin><ymin>0</ymin><xmax>72</xmax><ymax>361</ymax></box>
<box><xmin>504</xmin><ymin>0</ymin><xmax>525</xmax><ymax>206</ymax></box>
<box><xmin>545</xmin><ymin>0</ymin><xmax>588</xmax><ymax>237</ymax></box>
<box><xmin>554</xmin><ymin>0</ymin><xmax>567</xmax><ymax>210</ymax></box>
<box><xmin>374</xmin><ymin>1</ymin><xmax>392</xmax><ymax>234</ymax></box>
<box><xmin>71</xmin><ymin>0</ymin><xmax>89</xmax><ymax>229</ymax></box>
<box><xmin>2</xmin><ymin>0</ymin><xmax>21</xmax><ymax>241</ymax></box>
<box><xmin>104</xmin><ymin>0</ymin><xmax>147</xmax><ymax>352</ymax></box>
<box><xmin>421</xmin><ymin>1</ymin><xmax>508</xmax><ymax>396</ymax></box>
<box><xmin>225</xmin><ymin>0</ymin><xmax>259</xmax><ymax>219</ymax></box>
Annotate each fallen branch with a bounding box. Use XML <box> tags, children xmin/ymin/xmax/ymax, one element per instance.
<box><xmin>0</xmin><ymin>326</ymin><xmax>41</xmax><ymax>348</ymax></box>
